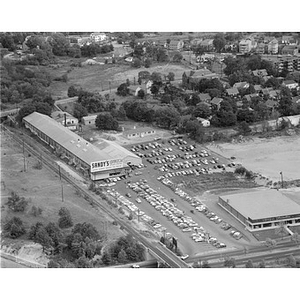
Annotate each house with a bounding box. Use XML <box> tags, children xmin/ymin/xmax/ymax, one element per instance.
<box><xmin>261</xmin><ymin>87</ymin><xmax>278</xmax><ymax>98</ymax></box>
<box><xmin>226</xmin><ymin>87</ymin><xmax>239</xmax><ymax>97</ymax></box>
<box><xmin>254</xmin><ymin>85</ymin><xmax>263</xmax><ymax>93</ymax></box>
<box><xmin>197</xmin><ymin>117</ymin><xmax>210</xmax><ymax>127</ymax></box>
<box><xmin>243</xmin><ymin>94</ymin><xmax>257</xmax><ymax>102</ymax></box>
<box><xmin>51</xmin><ymin>111</ymin><xmax>78</xmax><ymax>131</ymax></box>
<box><xmin>255</xmin><ymin>43</ymin><xmax>265</xmax><ymax>54</ymax></box>
<box><xmin>252</xmin><ymin>69</ymin><xmax>268</xmax><ymax>77</ymax></box>
<box><xmin>123</xmin><ymin>127</ymin><xmax>156</xmax><ymax>139</ymax></box>
<box><xmin>268</xmin><ymin>38</ymin><xmax>279</xmax><ymax>54</ymax></box>
<box><xmin>265</xmin><ymin>99</ymin><xmax>277</xmax><ymax>109</ymax></box>
<box><xmin>210</xmin><ymin>97</ymin><xmax>223</xmax><ymax>110</ymax></box>
<box><xmin>168</xmin><ymin>40</ymin><xmax>185</xmax><ymax>51</ymax></box>
<box><xmin>190</xmin><ymin>38</ymin><xmax>203</xmax><ymax>46</ymax></box>
<box><xmin>198</xmin><ymin>93</ymin><xmax>211</xmax><ymax>102</ymax></box>
<box><xmin>90</xmin><ymin>32</ymin><xmax>107</xmax><ymax>43</ymax></box>
<box><xmin>239</xmin><ymin>39</ymin><xmax>256</xmax><ymax>54</ymax></box>
<box><xmin>233</xmin><ymin>81</ymin><xmax>250</xmax><ymax>90</ymax></box>
<box><xmin>281</xmin><ymin>35</ymin><xmax>297</xmax><ymax>45</ymax></box>
<box><xmin>146</xmin><ymin>80</ymin><xmax>153</xmax><ymax>94</ymax></box>
<box><xmin>200</xmin><ymin>39</ymin><xmax>214</xmax><ymax>51</ymax></box>
<box><xmin>283</xmin><ymin>80</ymin><xmax>299</xmax><ymax>90</ymax></box>
<box><xmin>82</xmin><ymin>114</ymin><xmax>98</xmax><ymax>126</ymax></box>
<box><xmin>292</xmin><ymin>95</ymin><xmax>300</xmax><ymax>105</ymax></box>
<box><xmin>282</xmin><ymin>45</ymin><xmax>298</xmax><ymax>56</ymax></box>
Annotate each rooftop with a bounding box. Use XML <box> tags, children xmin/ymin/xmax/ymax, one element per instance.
<box><xmin>124</xmin><ymin>126</ymin><xmax>156</xmax><ymax>135</ymax></box>
<box><xmin>220</xmin><ymin>189</ymin><xmax>300</xmax><ymax>220</ymax></box>
<box><xmin>23</xmin><ymin>112</ymin><xmax>138</xmax><ymax>165</ymax></box>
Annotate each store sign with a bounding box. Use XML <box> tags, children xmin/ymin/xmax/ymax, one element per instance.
<box><xmin>91</xmin><ymin>159</ymin><xmax>123</xmax><ymax>172</ymax></box>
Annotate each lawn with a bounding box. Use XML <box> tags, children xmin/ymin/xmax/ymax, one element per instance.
<box><xmin>0</xmin><ymin>132</ymin><xmax>123</xmax><ymax>247</ymax></box>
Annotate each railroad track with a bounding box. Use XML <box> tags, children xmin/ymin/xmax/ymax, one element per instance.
<box><xmin>1</xmin><ymin>124</ymin><xmax>188</xmax><ymax>268</ymax></box>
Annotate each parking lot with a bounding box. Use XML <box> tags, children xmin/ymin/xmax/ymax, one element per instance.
<box><xmin>99</xmin><ymin>136</ymin><xmax>259</xmax><ymax>256</ymax></box>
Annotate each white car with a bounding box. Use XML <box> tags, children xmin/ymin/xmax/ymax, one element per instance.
<box><xmin>135</xmin><ymin>198</ymin><xmax>142</xmax><ymax>204</ymax></box>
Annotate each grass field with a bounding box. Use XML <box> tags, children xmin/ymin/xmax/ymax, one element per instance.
<box><xmin>0</xmin><ymin>132</ymin><xmax>123</xmax><ymax>247</ymax></box>
<box><xmin>170</xmin><ymin>172</ymin><xmax>259</xmax><ymax>196</ymax></box>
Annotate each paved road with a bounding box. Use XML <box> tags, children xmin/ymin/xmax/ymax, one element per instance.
<box><xmin>1</xmin><ymin>257</ymin><xmax>27</xmax><ymax>268</ymax></box>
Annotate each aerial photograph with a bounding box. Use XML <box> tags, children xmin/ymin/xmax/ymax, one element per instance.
<box><xmin>1</xmin><ymin>30</ymin><xmax>300</xmax><ymax>273</ymax></box>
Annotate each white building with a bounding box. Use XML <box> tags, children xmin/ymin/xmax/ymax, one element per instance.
<box><xmin>197</xmin><ymin>117</ymin><xmax>210</xmax><ymax>127</ymax></box>
<box><xmin>51</xmin><ymin>111</ymin><xmax>78</xmax><ymax>131</ymax></box>
<box><xmin>23</xmin><ymin>112</ymin><xmax>141</xmax><ymax>180</ymax></box>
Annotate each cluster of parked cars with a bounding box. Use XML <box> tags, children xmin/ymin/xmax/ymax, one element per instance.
<box><xmin>126</xmin><ymin>178</ymin><xmax>226</xmax><ymax>249</ymax></box>
<box><xmin>129</xmin><ymin>138</ymin><xmax>230</xmax><ymax>178</ymax></box>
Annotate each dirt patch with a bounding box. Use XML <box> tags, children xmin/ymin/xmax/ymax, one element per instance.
<box><xmin>206</xmin><ymin>135</ymin><xmax>300</xmax><ymax>182</ymax></box>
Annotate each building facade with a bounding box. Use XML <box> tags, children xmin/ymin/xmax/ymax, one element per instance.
<box><xmin>219</xmin><ymin>190</ymin><xmax>300</xmax><ymax>231</ymax></box>
<box><xmin>23</xmin><ymin>112</ymin><xmax>141</xmax><ymax>181</ymax></box>
<box><xmin>123</xmin><ymin>127</ymin><xmax>156</xmax><ymax>139</ymax></box>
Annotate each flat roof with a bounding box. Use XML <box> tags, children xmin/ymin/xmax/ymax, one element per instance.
<box><xmin>220</xmin><ymin>189</ymin><xmax>300</xmax><ymax>220</ymax></box>
<box><xmin>23</xmin><ymin>112</ymin><xmax>139</xmax><ymax>165</ymax></box>
<box><xmin>124</xmin><ymin>127</ymin><xmax>156</xmax><ymax>135</ymax></box>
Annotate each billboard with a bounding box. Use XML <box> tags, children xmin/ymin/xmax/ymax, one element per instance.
<box><xmin>91</xmin><ymin>159</ymin><xmax>123</xmax><ymax>172</ymax></box>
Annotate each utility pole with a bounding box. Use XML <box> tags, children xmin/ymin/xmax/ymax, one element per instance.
<box><xmin>23</xmin><ymin>139</ymin><xmax>26</xmax><ymax>172</ymax></box>
<box><xmin>58</xmin><ymin>165</ymin><xmax>64</xmax><ymax>202</ymax></box>
<box><xmin>280</xmin><ymin>171</ymin><xmax>284</xmax><ymax>188</ymax></box>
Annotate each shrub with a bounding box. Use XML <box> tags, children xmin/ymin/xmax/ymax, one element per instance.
<box><xmin>31</xmin><ymin>205</ymin><xmax>43</xmax><ymax>217</ymax></box>
<box><xmin>58</xmin><ymin>207</ymin><xmax>73</xmax><ymax>229</ymax></box>
<box><xmin>4</xmin><ymin>217</ymin><xmax>26</xmax><ymax>239</ymax></box>
<box><xmin>6</xmin><ymin>192</ymin><xmax>28</xmax><ymax>212</ymax></box>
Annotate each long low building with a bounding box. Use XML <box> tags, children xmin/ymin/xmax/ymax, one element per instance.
<box><xmin>218</xmin><ymin>189</ymin><xmax>300</xmax><ymax>231</ymax></box>
<box><xmin>23</xmin><ymin>112</ymin><xmax>142</xmax><ymax>180</ymax></box>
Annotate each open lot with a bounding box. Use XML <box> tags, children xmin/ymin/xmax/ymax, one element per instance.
<box><xmin>0</xmin><ymin>132</ymin><xmax>123</xmax><ymax>253</ymax></box>
<box><xmin>206</xmin><ymin>135</ymin><xmax>300</xmax><ymax>183</ymax></box>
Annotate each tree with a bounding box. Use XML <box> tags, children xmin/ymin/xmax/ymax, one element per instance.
<box><xmin>73</xmin><ymin>102</ymin><xmax>88</xmax><ymax>120</ymax></box>
<box><xmin>238</xmin><ymin>121</ymin><xmax>251</xmax><ymax>136</ymax></box>
<box><xmin>117</xmin><ymin>248</ymin><xmax>128</xmax><ymax>264</ymax></box>
<box><xmin>3</xmin><ymin>217</ymin><xmax>26</xmax><ymax>239</ymax></box>
<box><xmin>144</xmin><ymin>58</ymin><xmax>152</xmax><ymax>68</ymax></box>
<box><xmin>154</xmin><ymin>106</ymin><xmax>181</xmax><ymax>129</ymax></box>
<box><xmin>75</xmin><ymin>255</ymin><xmax>92</xmax><ymax>268</ymax></box>
<box><xmin>50</xmin><ymin>33</ymin><xmax>70</xmax><ymax>56</ymax></box>
<box><xmin>95</xmin><ymin>113</ymin><xmax>119</xmax><ymax>130</ymax></box>
<box><xmin>58</xmin><ymin>207</ymin><xmax>73</xmax><ymax>229</ymax></box>
<box><xmin>184</xmin><ymin>119</ymin><xmax>205</xmax><ymax>143</ymax></box>
<box><xmin>192</xmin><ymin>103</ymin><xmax>211</xmax><ymax>119</ymax></box>
<box><xmin>237</xmin><ymin>109</ymin><xmax>256</xmax><ymax>124</ymax></box>
<box><xmin>264</xmin><ymin>238</ymin><xmax>277</xmax><ymax>250</ymax></box>
<box><xmin>6</xmin><ymin>191</ymin><xmax>28</xmax><ymax>212</ymax></box>
<box><xmin>275</xmin><ymin>222</ymin><xmax>286</xmax><ymax>240</ymax></box>
<box><xmin>137</xmin><ymin>89</ymin><xmax>145</xmax><ymax>99</ymax></box>
<box><xmin>291</xmin><ymin>232</ymin><xmax>300</xmax><ymax>246</ymax></box>
<box><xmin>258</xmin><ymin>260</ymin><xmax>266</xmax><ymax>268</ymax></box>
<box><xmin>186</xmin><ymin>93</ymin><xmax>201</xmax><ymax>106</ymax></box>
<box><xmin>286</xmin><ymin>255</ymin><xmax>297</xmax><ymax>268</ymax></box>
<box><xmin>132</xmin><ymin>58</ymin><xmax>142</xmax><ymax>68</ymax></box>
<box><xmin>278</xmin><ymin>96</ymin><xmax>293</xmax><ymax>116</ymax></box>
<box><xmin>117</xmin><ymin>83</ymin><xmax>130</xmax><ymax>96</ymax></box>
<box><xmin>245</xmin><ymin>260</ymin><xmax>254</xmax><ymax>268</ymax></box>
<box><xmin>213</xmin><ymin>33</ymin><xmax>226</xmax><ymax>53</ymax></box>
<box><xmin>172</xmin><ymin>52</ymin><xmax>183</xmax><ymax>62</ymax></box>
<box><xmin>72</xmin><ymin>222</ymin><xmax>101</xmax><ymax>241</ymax></box>
<box><xmin>167</xmin><ymin>72</ymin><xmax>175</xmax><ymax>82</ymax></box>
<box><xmin>68</xmin><ymin>85</ymin><xmax>81</xmax><ymax>97</ymax></box>
<box><xmin>224</xmin><ymin>257</ymin><xmax>236</xmax><ymax>268</ymax></box>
